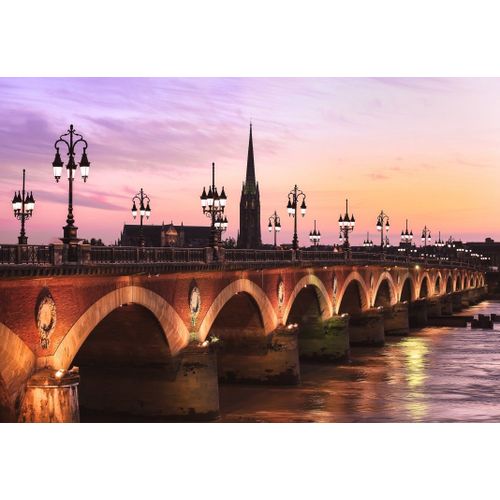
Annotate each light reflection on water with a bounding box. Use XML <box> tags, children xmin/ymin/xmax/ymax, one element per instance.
<box><xmin>219</xmin><ymin>301</ymin><xmax>500</xmax><ymax>423</ymax></box>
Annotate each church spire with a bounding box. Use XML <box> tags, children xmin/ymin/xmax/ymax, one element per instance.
<box><xmin>238</xmin><ymin>123</ymin><xmax>261</xmax><ymax>249</ymax></box>
<box><xmin>245</xmin><ymin>123</ymin><xmax>256</xmax><ymax>192</ymax></box>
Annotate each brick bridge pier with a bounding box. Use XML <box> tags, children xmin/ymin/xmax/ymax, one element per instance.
<box><xmin>0</xmin><ymin>245</ymin><xmax>487</xmax><ymax>422</ymax></box>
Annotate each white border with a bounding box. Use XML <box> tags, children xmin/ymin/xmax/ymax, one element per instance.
<box><xmin>2</xmin><ymin>1</ymin><xmax>500</xmax><ymax>498</ymax></box>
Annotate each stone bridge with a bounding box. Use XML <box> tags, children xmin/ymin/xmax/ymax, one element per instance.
<box><xmin>0</xmin><ymin>249</ymin><xmax>487</xmax><ymax>422</ymax></box>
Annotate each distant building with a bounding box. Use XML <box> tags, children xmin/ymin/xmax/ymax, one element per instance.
<box><xmin>119</xmin><ymin>221</ymin><xmax>211</xmax><ymax>247</ymax></box>
<box><xmin>466</xmin><ymin>238</ymin><xmax>500</xmax><ymax>267</ymax></box>
<box><xmin>237</xmin><ymin>124</ymin><xmax>262</xmax><ymax>249</ymax></box>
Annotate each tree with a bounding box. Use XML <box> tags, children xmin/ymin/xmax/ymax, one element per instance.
<box><xmin>222</xmin><ymin>237</ymin><xmax>236</xmax><ymax>248</ymax></box>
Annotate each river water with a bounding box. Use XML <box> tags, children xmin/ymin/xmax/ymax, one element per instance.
<box><xmin>219</xmin><ymin>300</ymin><xmax>500</xmax><ymax>423</ymax></box>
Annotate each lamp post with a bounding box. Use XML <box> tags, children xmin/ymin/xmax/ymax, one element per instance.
<box><xmin>52</xmin><ymin>124</ymin><xmax>91</xmax><ymax>248</ymax></box>
<box><xmin>435</xmin><ymin>231</ymin><xmax>444</xmax><ymax>247</ymax></box>
<box><xmin>12</xmin><ymin>169</ymin><xmax>35</xmax><ymax>244</ymax></box>
<box><xmin>363</xmin><ymin>232</ymin><xmax>374</xmax><ymax>248</ymax></box>
<box><xmin>434</xmin><ymin>231</ymin><xmax>445</xmax><ymax>259</ymax></box>
<box><xmin>456</xmin><ymin>241</ymin><xmax>465</xmax><ymax>262</ymax></box>
<box><xmin>421</xmin><ymin>225</ymin><xmax>431</xmax><ymax>256</ymax></box>
<box><xmin>200</xmin><ymin>162</ymin><xmax>228</xmax><ymax>250</ymax></box>
<box><xmin>399</xmin><ymin>219</ymin><xmax>414</xmax><ymax>255</ymax></box>
<box><xmin>309</xmin><ymin>219</ymin><xmax>321</xmax><ymax>247</ymax></box>
<box><xmin>286</xmin><ymin>185</ymin><xmax>307</xmax><ymax>250</ymax></box>
<box><xmin>268</xmin><ymin>211</ymin><xmax>281</xmax><ymax>248</ymax></box>
<box><xmin>376</xmin><ymin>210</ymin><xmax>390</xmax><ymax>249</ymax></box>
<box><xmin>338</xmin><ymin>198</ymin><xmax>355</xmax><ymax>250</ymax></box>
<box><xmin>131</xmin><ymin>188</ymin><xmax>151</xmax><ymax>247</ymax></box>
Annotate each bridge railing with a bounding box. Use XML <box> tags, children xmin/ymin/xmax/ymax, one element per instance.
<box><xmin>89</xmin><ymin>246</ymin><xmax>206</xmax><ymax>264</ymax></box>
<box><xmin>0</xmin><ymin>244</ymin><xmax>52</xmax><ymax>265</ymax></box>
<box><xmin>0</xmin><ymin>243</ymin><xmax>484</xmax><ymax>272</ymax></box>
<box><xmin>224</xmin><ymin>248</ymin><xmax>294</xmax><ymax>262</ymax></box>
<box><xmin>298</xmin><ymin>250</ymin><xmax>346</xmax><ymax>262</ymax></box>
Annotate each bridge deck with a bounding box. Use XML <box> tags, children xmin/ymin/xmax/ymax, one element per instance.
<box><xmin>0</xmin><ymin>244</ymin><xmax>482</xmax><ymax>277</ymax></box>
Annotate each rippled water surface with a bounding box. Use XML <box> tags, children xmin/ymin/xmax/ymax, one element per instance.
<box><xmin>219</xmin><ymin>300</ymin><xmax>500</xmax><ymax>422</ymax></box>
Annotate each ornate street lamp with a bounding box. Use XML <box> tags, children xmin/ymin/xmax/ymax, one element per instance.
<box><xmin>268</xmin><ymin>211</ymin><xmax>281</xmax><ymax>248</ymax></box>
<box><xmin>435</xmin><ymin>231</ymin><xmax>445</xmax><ymax>248</ymax></box>
<box><xmin>12</xmin><ymin>169</ymin><xmax>35</xmax><ymax>244</ymax></box>
<box><xmin>399</xmin><ymin>219</ymin><xmax>414</xmax><ymax>254</ymax></box>
<box><xmin>376</xmin><ymin>210</ymin><xmax>390</xmax><ymax>249</ymax></box>
<box><xmin>309</xmin><ymin>219</ymin><xmax>321</xmax><ymax>247</ymax></box>
<box><xmin>200</xmin><ymin>162</ymin><xmax>228</xmax><ymax>249</ymax></box>
<box><xmin>421</xmin><ymin>225</ymin><xmax>431</xmax><ymax>256</ymax></box>
<box><xmin>363</xmin><ymin>232</ymin><xmax>374</xmax><ymax>248</ymax></box>
<box><xmin>131</xmin><ymin>188</ymin><xmax>151</xmax><ymax>247</ymax></box>
<box><xmin>338</xmin><ymin>198</ymin><xmax>355</xmax><ymax>250</ymax></box>
<box><xmin>52</xmin><ymin>124</ymin><xmax>91</xmax><ymax>248</ymax></box>
<box><xmin>434</xmin><ymin>231</ymin><xmax>445</xmax><ymax>259</ymax></box>
<box><xmin>286</xmin><ymin>184</ymin><xmax>307</xmax><ymax>250</ymax></box>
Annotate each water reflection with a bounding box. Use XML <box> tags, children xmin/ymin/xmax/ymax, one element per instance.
<box><xmin>219</xmin><ymin>301</ymin><xmax>500</xmax><ymax>423</ymax></box>
<box><xmin>401</xmin><ymin>337</ymin><xmax>429</xmax><ymax>421</ymax></box>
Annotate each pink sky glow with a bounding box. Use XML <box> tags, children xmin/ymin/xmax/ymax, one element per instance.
<box><xmin>0</xmin><ymin>77</ymin><xmax>499</xmax><ymax>246</ymax></box>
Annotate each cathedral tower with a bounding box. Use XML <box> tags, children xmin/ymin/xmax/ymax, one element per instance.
<box><xmin>237</xmin><ymin>124</ymin><xmax>262</xmax><ymax>248</ymax></box>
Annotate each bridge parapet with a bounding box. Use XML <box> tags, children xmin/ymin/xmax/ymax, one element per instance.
<box><xmin>0</xmin><ymin>244</ymin><xmax>483</xmax><ymax>278</ymax></box>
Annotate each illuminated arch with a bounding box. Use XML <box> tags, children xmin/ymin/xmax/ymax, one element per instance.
<box><xmin>283</xmin><ymin>274</ymin><xmax>333</xmax><ymax>324</ymax></box>
<box><xmin>445</xmin><ymin>274</ymin><xmax>454</xmax><ymax>293</ymax></box>
<box><xmin>464</xmin><ymin>273</ymin><xmax>470</xmax><ymax>289</ymax></box>
<box><xmin>44</xmin><ymin>286</ymin><xmax>190</xmax><ymax>370</ymax></box>
<box><xmin>198</xmin><ymin>278</ymin><xmax>278</xmax><ymax>342</ymax></box>
<box><xmin>398</xmin><ymin>272</ymin><xmax>417</xmax><ymax>302</ymax></box>
<box><xmin>335</xmin><ymin>271</ymin><xmax>370</xmax><ymax>314</ymax></box>
<box><xmin>0</xmin><ymin>322</ymin><xmax>36</xmax><ymax>411</ymax></box>
<box><xmin>418</xmin><ymin>273</ymin><xmax>431</xmax><ymax>298</ymax></box>
<box><xmin>434</xmin><ymin>272</ymin><xmax>443</xmax><ymax>295</ymax></box>
<box><xmin>372</xmin><ymin>272</ymin><xmax>398</xmax><ymax>307</ymax></box>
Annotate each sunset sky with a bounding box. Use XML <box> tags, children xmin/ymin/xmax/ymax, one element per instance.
<box><xmin>0</xmin><ymin>77</ymin><xmax>499</xmax><ymax>246</ymax></box>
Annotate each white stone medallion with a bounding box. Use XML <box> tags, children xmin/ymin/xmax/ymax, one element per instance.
<box><xmin>277</xmin><ymin>279</ymin><xmax>285</xmax><ymax>309</ymax></box>
<box><xmin>189</xmin><ymin>283</ymin><xmax>201</xmax><ymax>327</ymax></box>
<box><xmin>36</xmin><ymin>290</ymin><xmax>57</xmax><ymax>349</ymax></box>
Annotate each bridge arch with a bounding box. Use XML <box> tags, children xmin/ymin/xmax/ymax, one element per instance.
<box><xmin>336</xmin><ymin>272</ymin><xmax>370</xmax><ymax>314</ymax></box>
<box><xmin>46</xmin><ymin>285</ymin><xmax>190</xmax><ymax>370</ymax></box>
<box><xmin>434</xmin><ymin>272</ymin><xmax>443</xmax><ymax>295</ymax></box>
<box><xmin>198</xmin><ymin>278</ymin><xmax>278</xmax><ymax>342</ymax></box>
<box><xmin>418</xmin><ymin>274</ymin><xmax>431</xmax><ymax>298</ymax></box>
<box><xmin>372</xmin><ymin>272</ymin><xmax>398</xmax><ymax>307</ymax></box>
<box><xmin>398</xmin><ymin>273</ymin><xmax>417</xmax><ymax>302</ymax></box>
<box><xmin>283</xmin><ymin>274</ymin><xmax>332</xmax><ymax>324</ymax></box>
<box><xmin>445</xmin><ymin>274</ymin><xmax>453</xmax><ymax>293</ymax></box>
<box><xmin>455</xmin><ymin>275</ymin><xmax>463</xmax><ymax>291</ymax></box>
<box><xmin>0</xmin><ymin>322</ymin><xmax>36</xmax><ymax>421</ymax></box>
